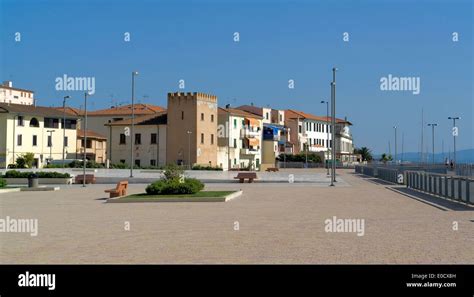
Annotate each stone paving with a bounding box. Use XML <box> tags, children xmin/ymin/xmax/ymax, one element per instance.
<box><xmin>0</xmin><ymin>169</ymin><xmax>473</xmax><ymax>264</ymax></box>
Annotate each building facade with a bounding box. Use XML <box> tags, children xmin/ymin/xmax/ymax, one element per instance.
<box><xmin>0</xmin><ymin>81</ymin><xmax>35</xmax><ymax>105</ymax></box>
<box><xmin>166</xmin><ymin>92</ymin><xmax>218</xmax><ymax>167</ymax></box>
<box><xmin>0</xmin><ymin>103</ymin><xmax>78</xmax><ymax>168</ymax></box>
<box><xmin>106</xmin><ymin>113</ymin><xmax>167</xmax><ymax>167</ymax></box>
<box><xmin>76</xmin><ymin>129</ymin><xmax>107</xmax><ymax>163</ymax></box>
<box><xmin>217</xmin><ymin>107</ymin><xmax>263</xmax><ymax>170</ymax></box>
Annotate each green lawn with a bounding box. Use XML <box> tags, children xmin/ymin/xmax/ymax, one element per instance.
<box><xmin>128</xmin><ymin>191</ymin><xmax>235</xmax><ymax>198</ymax></box>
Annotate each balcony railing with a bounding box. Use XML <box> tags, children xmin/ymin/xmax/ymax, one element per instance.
<box><xmin>240</xmin><ymin>148</ymin><xmax>259</xmax><ymax>155</ymax></box>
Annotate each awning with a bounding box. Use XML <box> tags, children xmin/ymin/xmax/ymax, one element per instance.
<box><xmin>246</xmin><ymin>118</ymin><xmax>260</xmax><ymax>127</ymax></box>
<box><xmin>247</xmin><ymin>138</ymin><xmax>260</xmax><ymax>147</ymax></box>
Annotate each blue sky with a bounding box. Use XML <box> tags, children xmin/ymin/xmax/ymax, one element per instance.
<box><xmin>1</xmin><ymin>0</ymin><xmax>472</xmax><ymax>154</ymax></box>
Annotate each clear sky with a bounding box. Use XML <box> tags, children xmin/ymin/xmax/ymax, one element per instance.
<box><xmin>1</xmin><ymin>0</ymin><xmax>472</xmax><ymax>154</ymax></box>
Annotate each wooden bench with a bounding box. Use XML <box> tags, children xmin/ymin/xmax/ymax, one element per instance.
<box><xmin>75</xmin><ymin>174</ymin><xmax>96</xmax><ymax>184</ymax></box>
<box><xmin>105</xmin><ymin>181</ymin><xmax>129</xmax><ymax>198</ymax></box>
<box><xmin>234</xmin><ymin>172</ymin><xmax>258</xmax><ymax>183</ymax></box>
<box><xmin>266</xmin><ymin>167</ymin><xmax>279</xmax><ymax>172</ymax></box>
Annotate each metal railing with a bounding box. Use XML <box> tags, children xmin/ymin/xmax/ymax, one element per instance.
<box><xmin>456</xmin><ymin>164</ymin><xmax>474</xmax><ymax>177</ymax></box>
<box><xmin>405</xmin><ymin>171</ymin><xmax>473</xmax><ymax>205</ymax></box>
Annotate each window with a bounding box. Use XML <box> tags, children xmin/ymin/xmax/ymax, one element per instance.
<box><xmin>201</xmin><ymin>113</ymin><xmax>204</xmax><ymax>121</ymax></box>
<box><xmin>233</xmin><ymin>138</ymin><xmax>237</xmax><ymax>148</ymax></box>
<box><xmin>211</xmin><ymin>114</ymin><xmax>214</xmax><ymax>122</ymax></box>
<box><xmin>64</xmin><ymin>136</ymin><xmax>68</xmax><ymax>147</ymax></box>
<box><xmin>44</xmin><ymin>118</ymin><xmax>59</xmax><ymax>128</ymax></box>
<box><xmin>17</xmin><ymin>116</ymin><xmax>24</xmax><ymax>126</ymax></box>
<box><xmin>62</xmin><ymin>119</ymin><xmax>77</xmax><ymax>129</ymax></box>
<box><xmin>29</xmin><ymin>117</ymin><xmax>39</xmax><ymax>127</ymax></box>
<box><xmin>151</xmin><ymin>133</ymin><xmax>157</xmax><ymax>144</ymax></box>
<box><xmin>47</xmin><ymin>135</ymin><xmax>52</xmax><ymax>147</ymax></box>
<box><xmin>298</xmin><ymin>125</ymin><xmax>302</xmax><ymax>133</ymax></box>
<box><xmin>201</xmin><ymin>133</ymin><xmax>204</xmax><ymax>144</ymax></box>
<box><xmin>150</xmin><ymin>159</ymin><xmax>156</xmax><ymax>166</ymax></box>
<box><xmin>120</xmin><ymin>159</ymin><xmax>126</xmax><ymax>164</ymax></box>
<box><xmin>211</xmin><ymin>134</ymin><xmax>214</xmax><ymax>145</ymax></box>
<box><xmin>119</xmin><ymin>134</ymin><xmax>126</xmax><ymax>145</ymax></box>
<box><xmin>135</xmin><ymin>159</ymin><xmax>141</xmax><ymax>167</ymax></box>
<box><xmin>135</xmin><ymin>133</ymin><xmax>141</xmax><ymax>145</ymax></box>
<box><xmin>266</xmin><ymin>112</ymin><xmax>269</xmax><ymax>120</ymax></box>
<box><xmin>85</xmin><ymin>139</ymin><xmax>92</xmax><ymax>148</ymax></box>
<box><xmin>32</xmin><ymin>135</ymin><xmax>37</xmax><ymax>146</ymax></box>
<box><xmin>233</xmin><ymin>119</ymin><xmax>237</xmax><ymax>128</ymax></box>
<box><xmin>17</xmin><ymin>134</ymin><xmax>22</xmax><ymax>146</ymax></box>
<box><xmin>181</xmin><ymin>111</ymin><xmax>184</xmax><ymax>120</ymax></box>
<box><xmin>279</xmin><ymin>114</ymin><xmax>282</xmax><ymax>121</ymax></box>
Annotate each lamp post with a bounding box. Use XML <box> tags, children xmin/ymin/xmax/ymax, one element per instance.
<box><xmin>83</xmin><ymin>92</ymin><xmax>90</xmax><ymax>187</ymax></box>
<box><xmin>393</xmin><ymin>126</ymin><xmax>397</xmax><ymax>164</ymax></box>
<box><xmin>321</xmin><ymin>100</ymin><xmax>329</xmax><ymax>176</ymax></box>
<box><xmin>62</xmin><ymin>95</ymin><xmax>70</xmax><ymax>169</ymax></box>
<box><xmin>46</xmin><ymin>130</ymin><xmax>55</xmax><ymax>163</ymax></box>
<box><xmin>187</xmin><ymin>131</ymin><xmax>192</xmax><ymax>169</ymax></box>
<box><xmin>130</xmin><ymin>71</ymin><xmax>139</xmax><ymax>178</ymax></box>
<box><xmin>427</xmin><ymin>123</ymin><xmax>437</xmax><ymax>164</ymax></box>
<box><xmin>330</xmin><ymin>67</ymin><xmax>338</xmax><ymax>186</ymax></box>
<box><xmin>448</xmin><ymin>116</ymin><xmax>460</xmax><ymax>168</ymax></box>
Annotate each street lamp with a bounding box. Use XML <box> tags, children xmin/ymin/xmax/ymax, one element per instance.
<box><xmin>330</xmin><ymin>67</ymin><xmax>338</xmax><ymax>186</ymax></box>
<box><xmin>46</xmin><ymin>130</ymin><xmax>55</xmax><ymax>163</ymax></box>
<box><xmin>393</xmin><ymin>126</ymin><xmax>397</xmax><ymax>164</ymax></box>
<box><xmin>187</xmin><ymin>131</ymin><xmax>192</xmax><ymax>169</ymax></box>
<box><xmin>62</xmin><ymin>95</ymin><xmax>70</xmax><ymax>169</ymax></box>
<box><xmin>82</xmin><ymin>92</ymin><xmax>91</xmax><ymax>187</ymax></box>
<box><xmin>448</xmin><ymin>116</ymin><xmax>460</xmax><ymax>168</ymax></box>
<box><xmin>427</xmin><ymin>123</ymin><xmax>438</xmax><ymax>164</ymax></box>
<box><xmin>321</xmin><ymin>100</ymin><xmax>329</xmax><ymax>176</ymax></box>
<box><xmin>130</xmin><ymin>71</ymin><xmax>139</xmax><ymax>178</ymax></box>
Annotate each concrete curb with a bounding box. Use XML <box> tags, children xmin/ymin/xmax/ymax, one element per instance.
<box><xmin>0</xmin><ymin>188</ymin><xmax>22</xmax><ymax>194</ymax></box>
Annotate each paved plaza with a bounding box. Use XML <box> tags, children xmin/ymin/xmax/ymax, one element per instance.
<box><xmin>0</xmin><ymin>169</ymin><xmax>473</xmax><ymax>264</ymax></box>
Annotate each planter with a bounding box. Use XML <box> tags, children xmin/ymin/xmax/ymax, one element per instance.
<box><xmin>3</xmin><ymin>178</ymin><xmax>73</xmax><ymax>185</ymax></box>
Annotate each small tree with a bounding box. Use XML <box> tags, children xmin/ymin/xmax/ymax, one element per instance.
<box><xmin>354</xmin><ymin>147</ymin><xmax>373</xmax><ymax>162</ymax></box>
<box><xmin>15</xmin><ymin>153</ymin><xmax>35</xmax><ymax>168</ymax></box>
<box><xmin>163</xmin><ymin>164</ymin><xmax>184</xmax><ymax>181</ymax></box>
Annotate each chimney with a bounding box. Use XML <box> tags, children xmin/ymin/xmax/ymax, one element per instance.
<box><xmin>225</xmin><ymin>104</ymin><xmax>230</xmax><ymax>109</ymax></box>
<box><xmin>3</xmin><ymin>81</ymin><xmax>13</xmax><ymax>88</ymax></box>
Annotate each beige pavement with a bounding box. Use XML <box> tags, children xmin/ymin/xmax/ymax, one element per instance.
<box><xmin>0</xmin><ymin>169</ymin><xmax>473</xmax><ymax>264</ymax></box>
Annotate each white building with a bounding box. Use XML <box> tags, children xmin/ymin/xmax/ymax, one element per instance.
<box><xmin>0</xmin><ymin>81</ymin><xmax>35</xmax><ymax>105</ymax></box>
<box><xmin>0</xmin><ymin>103</ymin><xmax>79</xmax><ymax>168</ymax></box>
<box><xmin>217</xmin><ymin>107</ymin><xmax>263</xmax><ymax>170</ymax></box>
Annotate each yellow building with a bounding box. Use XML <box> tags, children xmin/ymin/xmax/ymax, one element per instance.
<box><xmin>76</xmin><ymin>129</ymin><xmax>107</xmax><ymax>163</ymax></box>
<box><xmin>0</xmin><ymin>103</ymin><xmax>79</xmax><ymax>168</ymax></box>
<box><xmin>166</xmin><ymin>92</ymin><xmax>218</xmax><ymax>167</ymax></box>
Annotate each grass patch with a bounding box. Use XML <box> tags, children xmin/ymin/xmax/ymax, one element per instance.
<box><xmin>111</xmin><ymin>191</ymin><xmax>239</xmax><ymax>203</ymax></box>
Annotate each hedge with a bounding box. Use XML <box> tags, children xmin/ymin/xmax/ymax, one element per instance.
<box><xmin>2</xmin><ymin>170</ymin><xmax>71</xmax><ymax>179</ymax></box>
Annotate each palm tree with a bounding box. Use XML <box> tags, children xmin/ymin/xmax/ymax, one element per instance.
<box><xmin>354</xmin><ymin>147</ymin><xmax>373</xmax><ymax>162</ymax></box>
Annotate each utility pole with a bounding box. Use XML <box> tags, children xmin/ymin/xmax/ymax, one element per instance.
<box><xmin>130</xmin><ymin>71</ymin><xmax>139</xmax><ymax>177</ymax></box>
<box><xmin>321</xmin><ymin>100</ymin><xmax>330</xmax><ymax>176</ymax></box>
<box><xmin>82</xmin><ymin>92</ymin><xmax>89</xmax><ymax>187</ymax></box>
<box><xmin>393</xmin><ymin>126</ymin><xmax>397</xmax><ymax>164</ymax></box>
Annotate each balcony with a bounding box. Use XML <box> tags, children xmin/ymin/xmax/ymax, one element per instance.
<box><xmin>240</xmin><ymin>148</ymin><xmax>259</xmax><ymax>155</ymax></box>
<box><xmin>240</xmin><ymin>128</ymin><xmax>260</xmax><ymax>138</ymax></box>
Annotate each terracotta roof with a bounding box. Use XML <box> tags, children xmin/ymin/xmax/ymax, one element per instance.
<box><xmin>0</xmin><ymin>102</ymin><xmax>78</xmax><ymax>118</ymax></box>
<box><xmin>235</xmin><ymin>105</ymin><xmax>264</xmax><ymax>116</ymax></box>
<box><xmin>87</xmin><ymin>103</ymin><xmax>166</xmax><ymax>116</ymax></box>
<box><xmin>53</xmin><ymin>106</ymin><xmax>85</xmax><ymax>116</ymax></box>
<box><xmin>77</xmin><ymin>129</ymin><xmax>107</xmax><ymax>140</ymax></box>
<box><xmin>286</xmin><ymin>109</ymin><xmax>352</xmax><ymax>125</ymax></box>
<box><xmin>218</xmin><ymin>107</ymin><xmax>263</xmax><ymax>119</ymax></box>
<box><xmin>105</xmin><ymin>112</ymin><xmax>167</xmax><ymax>126</ymax></box>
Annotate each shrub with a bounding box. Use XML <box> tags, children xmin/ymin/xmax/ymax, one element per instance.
<box><xmin>192</xmin><ymin>165</ymin><xmax>223</xmax><ymax>171</ymax></box>
<box><xmin>0</xmin><ymin>178</ymin><xmax>7</xmax><ymax>188</ymax></box>
<box><xmin>2</xmin><ymin>170</ymin><xmax>70</xmax><ymax>179</ymax></box>
<box><xmin>15</xmin><ymin>152</ymin><xmax>35</xmax><ymax>168</ymax></box>
<box><xmin>145</xmin><ymin>178</ymin><xmax>204</xmax><ymax>195</ymax></box>
<box><xmin>163</xmin><ymin>164</ymin><xmax>184</xmax><ymax>181</ymax></box>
